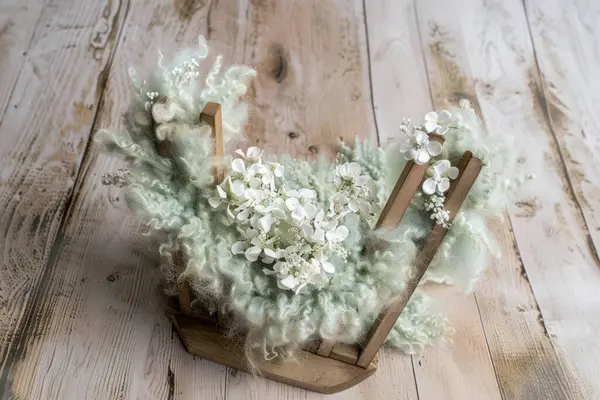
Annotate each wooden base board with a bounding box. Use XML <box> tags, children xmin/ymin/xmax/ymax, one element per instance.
<box><xmin>168</xmin><ymin>312</ymin><xmax>378</xmax><ymax>394</ymax></box>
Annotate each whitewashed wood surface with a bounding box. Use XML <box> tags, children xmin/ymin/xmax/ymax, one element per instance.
<box><xmin>0</xmin><ymin>0</ymin><xmax>598</xmax><ymax>399</ymax></box>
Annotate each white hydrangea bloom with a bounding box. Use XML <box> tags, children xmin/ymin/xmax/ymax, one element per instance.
<box><xmin>215</xmin><ymin>150</ymin><xmax>376</xmax><ymax>294</ymax></box>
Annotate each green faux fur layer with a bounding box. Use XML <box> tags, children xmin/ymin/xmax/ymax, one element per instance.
<box><xmin>96</xmin><ymin>37</ymin><xmax>525</xmax><ymax>364</ymax></box>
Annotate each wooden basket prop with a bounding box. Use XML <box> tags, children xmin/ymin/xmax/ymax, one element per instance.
<box><xmin>163</xmin><ymin>102</ymin><xmax>482</xmax><ymax>394</ymax></box>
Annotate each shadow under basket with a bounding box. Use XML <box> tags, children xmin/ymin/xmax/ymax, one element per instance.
<box><xmin>162</xmin><ymin>102</ymin><xmax>483</xmax><ymax>394</ymax></box>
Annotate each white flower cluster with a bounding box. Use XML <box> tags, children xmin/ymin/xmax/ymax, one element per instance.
<box><xmin>424</xmin><ymin>194</ymin><xmax>450</xmax><ymax>228</ymax></box>
<box><xmin>144</xmin><ymin>91</ymin><xmax>160</xmax><ymax>111</ymax></box>
<box><xmin>209</xmin><ymin>147</ymin><xmax>376</xmax><ymax>294</ymax></box>
<box><xmin>399</xmin><ymin>106</ymin><xmax>466</xmax><ymax>227</ymax></box>
<box><xmin>170</xmin><ymin>57</ymin><xmax>201</xmax><ymax>88</ymax></box>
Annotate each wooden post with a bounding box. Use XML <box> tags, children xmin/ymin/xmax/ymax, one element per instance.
<box><xmin>199</xmin><ymin>102</ymin><xmax>224</xmax><ymax>185</ymax></box>
<box><xmin>355</xmin><ymin>151</ymin><xmax>482</xmax><ymax>368</ymax></box>
<box><xmin>156</xmin><ymin>102</ymin><xmax>224</xmax><ymax>316</ymax></box>
<box><xmin>315</xmin><ymin>135</ymin><xmax>444</xmax><ymax>358</ymax></box>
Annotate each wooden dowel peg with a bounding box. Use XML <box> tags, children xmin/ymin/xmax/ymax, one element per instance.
<box><xmin>200</xmin><ymin>102</ymin><xmax>225</xmax><ymax>185</ymax></box>
<box><xmin>356</xmin><ymin>151</ymin><xmax>482</xmax><ymax>368</ymax></box>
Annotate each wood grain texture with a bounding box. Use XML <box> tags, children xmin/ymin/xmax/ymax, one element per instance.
<box><xmin>0</xmin><ymin>0</ymin><xmax>47</xmax><ymax>120</ymax></box>
<box><xmin>239</xmin><ymin>0</ymin><xmax>377</xmax><ymax>159</ymax></box>
<box><xmin>1</xmin><ymin>0</ymin><xmax>599</xmax><ymax>398</ymax></box>
<box><xmin>365</xmin><ymin>0</ymin><xmax>503</xmax><ymax>398</ymax></box>
<box><xmin>525</xmin><ymin>0</ymin><xmax>600</xmax><ymax>251</ymax></box>
<box><xmin>171</xmin><ymin>314</ymin><xmax>377</xmax><ymax>395</ymax></box>
<box><xmin>416</xmin><ymin>0</ymin><xmax>595</xmax><ymax>397</ymax></box>
<box><xmin>0</xmin><ymin>1</ymin><xmax>232</xmax><ymax>399</ymax></box>
<box><xmin>0</xmin><ymin>0</ymin><xmax>128</xmax><ymax>393</ymax></box>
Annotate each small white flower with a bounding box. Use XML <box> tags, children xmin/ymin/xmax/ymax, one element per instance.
<box><xmin>235</xmin><ymin>147</ymin><xmax>264</xmax><ymax>162</ymax></box>
<box><xmin>266</xmin><ymin>160</ymin><xmax>284</xmax><ymax>178</ymax></box>
<box><xmin>325</xmin><ymin>225</ymin><xmax>349</xmax><ymax>243</ymax></box>
<box><xmin>424</xmin><ymin>110</ymin><xmax>453</xmax><ymax>135</ymax></box>
<box><xmin>208</xmin><ymin>184</ymin><xmax>228</xmax><ymax>208</ymax></box>
<box><xmin>285</xmin><ymin>188</ymin><xmax>318</xmax><ymax>222</ymax></box>
<box><xmin>422</xmin><ymin>160</ymin><xmax>459</xmax><ymax>195</ymax></box>
<box><xmin>400</xmin><ymin>131</ymin><xmax>443</xmax><ymax>165</ymax></box>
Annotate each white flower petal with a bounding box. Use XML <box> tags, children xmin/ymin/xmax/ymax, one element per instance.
<box><xmin>346</xmin><ymin>162</ymin><xmax>362</xmax><ymax>177</ymax></box>
<box><xmin>230</xmin><ymin>180</ymin><xmax>246</xmax><ymax>197</ymax></box>
<box><xmin>231</xmin><ymin>241</ymin><xmax>246</xmax><ymax>255</ymax></box>
<box><xmin>236</xmin><ymin>208</ymin><xmax>250</xmax><ymax>221</ymax></box>
<box><xmin>208</xmin><ymin>197</ymin><xmax>222</xmax><ymax>208</ymax></box>
<box><xmin>415</xmin><ymin>131</ymin><xmax>429</xmax><ymax>145</ymax></box>
<box><xmin>424</xmin><ymin>111</ymin><xmax>438</xmax><ymax>122</ymax></box>
<box><xmin>280</xmin><ymin>275</ymin><xmax>297</xmax><ymax>289</ymax></box>
<box><xmin>359</xmin><ymin>201</ymin><xmax>371</xmax><ymax>216</ymax></box>
<box><xmin>424</xmin><ymin>121</ymin><xmax>438</xmax><ymax>133</ymax></box>
<box><xmin>262</xmin><ymin>268</ymin><xmax>276</xmax><ymax>275</ymax></box>
<box><xmin>335</xmin><ymin>225</ymin><xmax>349</xmax><ymax>241</ymax></box>
<box><xmin>272</xmin><ymin>208</ymin><xmax>287</xmax><ymax>220</ymax></box>
<box><xmin>291</xmin><ymin>205</ymin><xmax>305</xmax><ymax>220</ymax></box>
<box><xmin>301</xmin><ymin>223</ymin><xmax>314</xmax><ymax>238</ymax></box>
<box><xmin>258</xmin><ymin>214</ymin><xmax>273</xmax><ymax>232</ymax></box>
<box><xmin>264</xmin><ymin>248</ymin><xmax>284</xmax><ymax>260</ymax></box>
<box><xmin>321</xmin><ymin>261</ymin><xmax>335</xmax><ymax>274</ymax></box>
<box><xmin>246</xmin><ymin>228</ymin><xmax>259</xmax><ymax>239</ymax></box>
<box><xmin>286</xmin><ymin>189</ymin><xmax>299</xmax><ymax>198</ymax></box>
<box><xmin>437</xmin><ymin>178</ymin><xmax>451</xmax><ymax>193</ymax></box>
<box><xmin>231</xmin><ymin>158</ymin><xmax>246</xmax><ymax>173</ymax></box>
<box><xmin>246</xmin><ymin>147</ymin><xmax>263</xmax><ymax>160</ymax></box>
<box><xmin>422</xmin><ymin>178</ymin><xmax>437</xmax><ymax>195</ymax></box>
<box><xmin>299</xmin><ymin>188</ymin><xmax>317</xmax><ymax>199</ymax></box>
<box><xmin>436</xmin><ymin>126</ymin><xmax>449</xmax><ymax>135</ymax></box>
<box><xmin>355</xmin><ymin>176</ymin><xmax>370</xmax><ymax>187</ymax></box>
<box><xmin>426</xmin><ymin>140</ymin><xmax>443</xmax><ymax>156</ymax></box>
<box><xmin>216</xmin><ymin>185</ymin><xmax>227</xmax><ymax>199</ymax></box>
<box><xmin>348</xmin><ymin>199</ymin><xmax>360</xmax><ymax>212</ymax></box>
<box><xmin>405</xmin><ymin>148</ymin><xmax>419</xmax><ymax>161</ymax></box>
<box><xmin>312</xmin><ymin>228</ymin><xmax>326</xmax><ymax>244</ymax></box>
<box><xmin>304</xmin><ymin>203</ymin><xmax>318</xmax><ymax>220</ymax></box>
<box><xmin>245</xmin><ymin>246</ymin><xmax>261</xmax><ymax>262</ymax></box>
<box><xmin>432</xmin><ymin>159</ymin><xmax>450</xmax><ymax>175</ymax></box>
<box><xmin>447</xmin><ymin>166</ymin><xmax>459</xmax><ymax>180</ymax></box>
<box><xmin>227</xmin><ymin>204</ymin><xmax>236</xmax><ymax>219</ymax></box>
<box><xmin>438</xmin><ymin>110</ymin><xmax>452</xmax><ymax>124</ymax></box>
<box><xmin>415</xmin><ymin>149</ymin><xmax>431</xmax><ymax>165</ymax></box>
<box><xmin>285</xmin><ymin>197</ymin><xmax>299</xmax><ymax>211</ymax></box>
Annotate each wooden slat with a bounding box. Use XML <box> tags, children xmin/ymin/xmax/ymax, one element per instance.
<box><xmin>329</xmin><ymin>343</ymin><xmax>360</xmax><ymax>365</ymax></box>
<box><xmin>356</xmin><ymin>152</ymin><xmax>482</xmax><ymax>368</ymax></box>
<box><xmin>0</xmin><ymin>2</ymin><xmax>234</xmax><ymax>399</ymax></box>
<box><xmin>0</xmin><ymin>0</ymin><xmax>129</xmax><ymax>396</ymax></box>
<box><xmin>0</xmin><ymin>0</ymin><xmax>47</xmax><ymax>120</ymax></box>
<box><xmin>316</xmin><ymin>339</ymin><xmax>336</xmax><ymax>357</ymax></box>
<box><xmin>199</xmin><ymin>102</ymin><xmax>225</xmax><ymax>185</ymax></box>
<box><xmin>416</xmin><ymin>0</ymin><xmax>591</xmax><ymax>397</ymax></box>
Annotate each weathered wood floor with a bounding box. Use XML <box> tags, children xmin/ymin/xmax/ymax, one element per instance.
<box><xmin>1</xmin><ymin>0</ymin><xmax>599</xmax><ymax>398</ymax></box>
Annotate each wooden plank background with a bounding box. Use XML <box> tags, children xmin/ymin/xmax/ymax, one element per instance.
<box><xmin>0</xmin><ymin>0</ymin><xmax>598</xmax><ymax>398</ymax></box>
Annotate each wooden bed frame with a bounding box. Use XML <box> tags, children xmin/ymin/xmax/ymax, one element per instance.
<box><xmin>159</xmin><ymin>102</ymin><xmax>482</xmax><ymax>394</ymax></box>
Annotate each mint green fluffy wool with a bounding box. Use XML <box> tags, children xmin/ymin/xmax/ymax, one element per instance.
<box><xmin>96</xmin><ymin>38</ymin><xmax>521</xmax><ymax>364</ymax></box>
